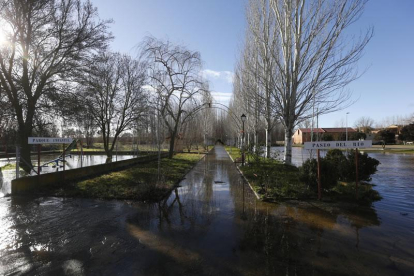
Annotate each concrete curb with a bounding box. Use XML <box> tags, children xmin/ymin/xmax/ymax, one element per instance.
<box><xmin>225</xmin><ymin>149</ymin><xmax>260</xmax><ymax>200</ymax></box>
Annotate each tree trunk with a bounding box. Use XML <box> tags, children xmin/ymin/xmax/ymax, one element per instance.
<box><xmin>168</xmin><ymin>131</ymin><xmax>176</xmax><ymax>159</ymax></box>
<box><xmin>253</xmin><ymin>131</ymin><xmax>257</xmax><ymax>153</ymax></box>
<box><xmin>18</xmin><ymin>121</ymin><xmax>33</xmax><ymax>173</ymax></box>
<box><xmin>247</xmin><ymin>133</ymin><xmax>250</xmax><ymax>149</ymax></box>
<box><xmin>266</xmin><ymin>128</ymin><xmax>271</xmax><ymax>158</ymax></box>
<box><xmin>105</xmin><ymin>149</ymin><xmax>113</xmax><ymax>159</ymax></box>
<box><xmin>102</xmin><ymin>132</ymin><xmax>113</xmax><ymax>159</ymax></box>
<box><xmin>19</xmin><ymin>131</ymin><xmax>32</xmax><ymax>173</ymax></box>
<box><xmin>284</xmin><ymin>125</ymin><xmax>294</xmax><ymax>165</ymax></box>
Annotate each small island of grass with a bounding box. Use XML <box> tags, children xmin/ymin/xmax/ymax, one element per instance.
<box><xmin>52</xmin><ymin>153</ymin><xmax>204</xmax><ymax>201</ymax></box>
<box><xmin>225</xmin><ymin>146</ymin><xmax>381</xmax><ymax>205</ymax></box>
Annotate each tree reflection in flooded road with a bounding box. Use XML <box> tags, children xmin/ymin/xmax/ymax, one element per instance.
<box><xmin>0</xmin><ymin>146</ymin><xmax>413</xmax><ymax>275</ymax></box>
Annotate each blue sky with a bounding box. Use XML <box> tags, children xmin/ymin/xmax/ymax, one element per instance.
<box><xmin>94</xmin><ymin>0</ymin><xmax>414</xmax><ymax>128</ymax></box>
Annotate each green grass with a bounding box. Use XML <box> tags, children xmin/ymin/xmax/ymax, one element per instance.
<box><xmin>77</xmin><ymin>143</ymin><xmax>168</xmax><ymax>152</ymax></box>
<box><xmin>362</xmin><ymin>149</ymin><xmax>414</xmax><ymax>154</ymax></box>
<box><xmin>224</xmin><ymin>149</ymin><xmax>381</xmax><ymax>204</ymax></box>
<box><xmin>224</xmin><ymin>146</ymin><xmax>242</xmax><ymax>160</ymax></box>
<box><xmin>240</xmin><ymin>159</ymin><xmax>381</xmax><ymax>203</ymax></box>
<box><xmin>0</xmin><ymin>163</ymin><xmax>15</xmax><ymax>170</ymax></box>
<box><xmin>54</xmin><ymin>153</ymin><xmax>204</xmax><ymax>201</ymax></box>
<box><xmin>240</xmin><ymin>159</ymin><xmax>312</xmax><ymax>200</ymax></box>
<box><xmin>328</xmin><ymin>182</ymin><xmax>382</xmax><ymax>204</ymax></box>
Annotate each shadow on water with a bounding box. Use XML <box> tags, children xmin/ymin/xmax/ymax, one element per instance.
<box><xmin>0</xmin><ymin>146</ymin><xmax>413</xmax><ymax>275</ymax></box>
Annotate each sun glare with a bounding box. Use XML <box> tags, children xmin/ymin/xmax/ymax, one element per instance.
<box><xmin>0</xmin><ymin>28</ymin><xmax>9</xmax><ymax>47</ymax></box>
<box><xmin>0</xmin><ymin>31</ymin><xmax>5</xmax><ymax>47</ymax></box>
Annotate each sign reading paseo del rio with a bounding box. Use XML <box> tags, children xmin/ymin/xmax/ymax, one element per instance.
<box><xmin>28</xmin><ymin>137</ymin><xmax>73</xmax><ymax>144</ymax></box>
<box><xmin>304</xmin><ymin>140</ymin><xmax>372</xmax><ymax>150</ymax></box>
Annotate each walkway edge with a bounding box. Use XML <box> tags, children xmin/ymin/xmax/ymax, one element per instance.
<box><xmin>159</xmin><ymin>150</ymin><xmax>210</xmax><ymax>201</ymax></box>
<box><xmin>224</xmin><ymin>149</ymin><xmax>260</xmax><ymax>200</ymax></box>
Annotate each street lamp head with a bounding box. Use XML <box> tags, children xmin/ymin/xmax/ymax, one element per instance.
<box><xmin>241</xmin><ymin>114</ymin><xmax>246</xmax><ymax>122</ymax></box>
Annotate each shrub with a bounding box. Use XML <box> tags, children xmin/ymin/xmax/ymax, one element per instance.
<box><xmin>399</xmin><ymin>124</ymin><xmax>414</xmax><ymax>142</ymax></box>
<box><xmin>299</xmin><ymin>157</ymin><xmax>338</xmax><ymax>190</ymax></box>
<box><xmin>299</xmin><ymin>149</ymin><xmax>380</xmax><ymax>189</ymax></box>
<box><xmin>344</xmin><ymin>150</ymin><xmax>380</xmax><ymax>182</ymax></box>
<box><xmin>375</xmin><ymin>130</ymin><xmax>396</xmax><ymax>144</ymax></box>
<box><xmin>325</xmin><ymin>149</ymin><xmax>347</xmax><ymax>176</ymax></box>
<box><xmin>321</xmin><ymin>134</ymin><xmax>334</xmax><ymax>141</ymax></box>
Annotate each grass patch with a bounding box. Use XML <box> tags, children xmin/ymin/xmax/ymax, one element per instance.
<box><xmin>226</xmin><ymin>150</ymin><xmax>381</xmax><ymax>204</ymax></box>
<box><xmin>1</xmin><ymin>163</ymin><xmax>16</xmax><ymax>170</ymax></box>
<box><xmin>53</xmin><ymin>153</ymin><xmax>203</xmax><ymax>201</ymax></box>
<box><xmin>224</xmin><ymin>146</ymin><xmax>241</xmax><ymax>161</ymax></box>
<box><xmin>328</xmin><ymin>182</ymin><xmax>382</xmax><ymax>204</ymax></box>
<box><xmin>240</xmin><ymin>159</ymin><xmax>313</xmax><ymax>200</ymax></box>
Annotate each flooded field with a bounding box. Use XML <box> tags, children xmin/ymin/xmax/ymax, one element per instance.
<box><xmin>0</xmin><ymin>146</ymin><xmax>413</xmax><ymax>275</ymax></box>
<box><xmin>0</xmin><ymin>154</ymin><xmax>135</xmax><ymax>196</ymax></box>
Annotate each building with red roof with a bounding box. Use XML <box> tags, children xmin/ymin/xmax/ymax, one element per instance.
<box><xmin>293</xmin><ymin>127</ymin><xmax>357</xmax><ymax>144</ymax></box>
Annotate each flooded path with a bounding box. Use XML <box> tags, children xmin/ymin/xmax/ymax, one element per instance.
<box><xmin>0</xmin><ymin>146</ymin><xmax>413</xmax><ymax>275</ymax></box>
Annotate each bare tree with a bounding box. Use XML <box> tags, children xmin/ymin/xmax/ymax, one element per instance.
<box><xmin>246</xmin><ymin>0</ymin><xmax>278</xmax><ymax>157</ymax></box>
<box><xmin>0</xmin><ymin>0</ymin><xmax>112</xmax><ymax>171</ymax></box>
<box><xmin>247</xmin><ymin>0</ymin><xmax>372</xmax><ymax>164</ymax></box>
<box><xmin>142</xmin><ymin>37</ymin><xmax>209</xmax><ymax>158</ymax></box>
<box><xmin>75</xmin><ymin>111</ymin><xmax>96</xmax><ymax>148</ymax></box>
<box><xmin>82</xmin><ymin>52</ymin><xmax>148</xmax><ymax>158</ymax></box>
<box><xmin>354</xmin><ymin>116</ymin><xmax>374</xmax><ymax>133</ymax></box>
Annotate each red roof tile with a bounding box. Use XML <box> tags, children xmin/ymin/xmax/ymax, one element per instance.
<box><xmin>299</xmin><ymin>128</ymin><xmax>325</xmax><ymax>133</ymax></box>
<box><xmin>322</xmin><ymin>128</ymin><xmax>356</xmax><ymax>133</ymax></box>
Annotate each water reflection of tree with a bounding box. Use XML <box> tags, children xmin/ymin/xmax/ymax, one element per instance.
<box><xmin>229</xmin><ymin>174</ymin><xmax>381</xmax><ymax>274</ymax></box>
<box><xmin>151</xmin><ymin>157</ymin><xmax>217</xmax><ymax>233</ymax></box>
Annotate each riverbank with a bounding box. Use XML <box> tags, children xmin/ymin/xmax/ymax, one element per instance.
<box><xmin>49</xmin><ymin>153</ymin><xmax>205</xmax><ymax>201</ymax></box>
<box><xmin>362</xmin><ymin>144</ymin><xmax>414</xmax><ymax>154</ymax></box>
<box><xmin>225</xmin><ymin>146</ymin><xmax>381</xmax><ymax>204</ymax></box>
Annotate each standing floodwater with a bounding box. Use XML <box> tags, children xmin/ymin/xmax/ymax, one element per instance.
<box><xmin>0</xmin><ymin>146</ymin><xmax>413</xmax><ymax>275</ymax></box>
<box><xmin>0</xmin><ymin>154</ymin><xmax>135</xmax><ymax>196</ymax></box>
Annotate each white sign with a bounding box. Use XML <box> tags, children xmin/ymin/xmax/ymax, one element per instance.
<box><xmin>304</xmin><ymin>140</ymin><xmax>372</xmax><ymax>150</ymax></box>
<box><xmin>28</xmin><ymin>137</ymin><xmax>73</xmax><ymax>144</ymax></box>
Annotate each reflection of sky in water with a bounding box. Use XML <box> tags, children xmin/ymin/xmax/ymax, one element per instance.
<box><xmin>0</xmin><ymin>154</ymin><xmax>135</xmax><ymax>196</ymax></box>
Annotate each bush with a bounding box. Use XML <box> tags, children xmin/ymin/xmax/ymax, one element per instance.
<box><xmin>325</xmin><ymin>149</ymin><xmax>348</xmax><ymax>179</ymax></box>
<box><xmin>321</xmin><ymin>134</ymin><xmax>334</xmax><ymax>141</ymax></box>
<box><xmin>399</xmin><ymin>124</ymin><xmax>414</xmax><ymax>141</ymax></box>
<box><xmin>375</xmin><ymin>130</ymin><xmax>396</xmax><ymax>144</ymax></box>
<box><xmin>299</xmin><ymin>157</ymin><xmax>338</xmax><ymax>190</ymax></box>
<box><xmin>299</xmin><ymin>149</ymin><xmax>380</xmax><ymax>190</ymax></box>
<box><xmin>344</xmin><ymin>150</ymin><xmax>380</xmax><ymax>182</ymax></box>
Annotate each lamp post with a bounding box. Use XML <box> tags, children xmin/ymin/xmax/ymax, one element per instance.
<box><xmin>241</xmin><ymin>114</ymin><xmax>246</xmax><ymax>166</ymax></box>
<box><xmin>346</xmin><ymin>112</ymin><xmax>350</xmax><ymax>141</ymax></box>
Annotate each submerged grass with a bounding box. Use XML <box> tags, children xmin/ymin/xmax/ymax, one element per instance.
<box><xmin>54</xmin><ymin>153</ymin><xmax>203</xmax><ymax>201</ymax></box>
